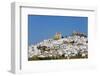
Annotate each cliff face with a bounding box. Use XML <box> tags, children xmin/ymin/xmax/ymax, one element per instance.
<box><xmin>28</xmin><ymin>33</ymin><xmax>88</xmax><ymax>60</ymax></box>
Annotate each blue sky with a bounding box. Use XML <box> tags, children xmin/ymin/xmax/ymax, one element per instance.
<box><xmin>28</xmin><ymin>15</ymin><xmax>88</xmax><ymax>45</ymax></box>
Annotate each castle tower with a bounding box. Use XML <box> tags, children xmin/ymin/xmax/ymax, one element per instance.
<box><xmin>54</xmin><ymin>32</ymin><xmax>62</xmax><ymax>40</ymax></box>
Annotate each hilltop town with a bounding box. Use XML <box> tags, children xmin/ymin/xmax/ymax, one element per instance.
<box><xmin>28</xmin><ymin>32</ymin><xmax>88</xmax><ymax>60</ymax></box>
